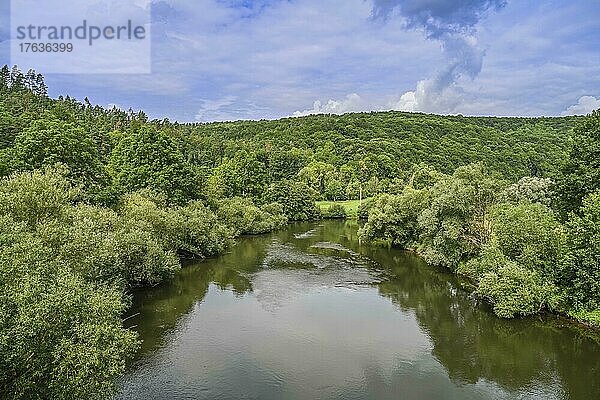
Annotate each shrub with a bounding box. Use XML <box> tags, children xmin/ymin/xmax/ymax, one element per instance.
<box><xmin>118</xmin><ymin>192</ymin><xmax>233</xmax><ymax>258</ymax></box>
<box><xmin>457</xmin><ymin>244</ymin><xmax>506</xmax><ymax>281</ymax></box>
<box><xmin>477</xmin><ymin>261</ymin><xmax>555</xmax><ymax>318</ymax></box>
<box><xmin>265</xmin><ymin>180</ymin><xmax>320</xmax><ymax>221</ymax></box>
<box><xmin>358</xmin><ymin>189</ymin><xmax>429</xmax><ymax>248</ymax></box>
<box><xmin>490</xmin><ymin>202</ymin><xmax>566</xmax><ymax>280</ymax></box>
<box><xmin>322</xmin><ymin>204</ymin><xmax>347</xmax><ymax>219</ymax></box>
<box><xmin>357</xmin><ymin>198</ymin><xmax>374</xmax><ymax>219</ymax></box>
<box><xmin>0</xmin><ymin>231</ymin><xmax>138</xmax><ymax>400</ymax></box>
<box><xmin>215</xmin><ymin>197</ymin><xmax>287</xmax><ymax>235</ymax></box>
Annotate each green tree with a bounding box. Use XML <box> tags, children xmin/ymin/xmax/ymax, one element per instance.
<box><xmin>265</xmin><ymin>180</ymin><xmax>320</xmax><ymax>221</ymax></box>
<box><xmin>499</xmin><ymin>176</ymin><xmax>554</xmax><ymax>207</ymax></box>
<box><xmin>563</xmin><ymin>190</ymin><xmax>600</xmax><ymax>311</ymax></box>
<box><xmin>0</xmin><ymin>167</ymin><xmax>76</xmax><ymax>228</ymax></box>
<box><xmin>489</xmin><ymin>202</ymin><xmax>566</xmax><ymax>280</ymax></box>
<box><xmin>358</xmin><ymin>189</ymin><xmax>430</xmax><ymax>248</ymax></box>
<box><xmin>297</xmin><ymin>161</ymin><xmax>337</xmax><ymax>199</ymax></box>
<box><xmin>13</xmin><ymin>118</ymin><xmax>105</xmax><ymax>190</ymax></box>
<box><xmin>418</xmin><ymin>163</ymin><xmax>505</xmax><ymax>269</ymax></box>
<box><xmin>556</xmin><ymin>109</ymin><xmax>600</xmax><ymax>215</ymax></box>
<box><xmin>109</xmin><ymin>126</ymin><xmax>196</xmax><ymax>204</ymax></box>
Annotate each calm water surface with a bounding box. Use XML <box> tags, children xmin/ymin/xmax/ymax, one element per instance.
<box><xmin>116</xmin><ymin>220</ymin><xmax>600</xmax><ymax>400</ymax></box>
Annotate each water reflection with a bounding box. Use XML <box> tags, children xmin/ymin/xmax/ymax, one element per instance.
<box><xmin>118</xmin><ymin>221</ymin><xmax>600</xmax><ymax>400</ymax></box>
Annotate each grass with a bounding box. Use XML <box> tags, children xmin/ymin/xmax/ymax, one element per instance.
<box><xmin>315</xmin><ymin>198</ymin><xmax>369</xmax><ymax>218</ymax></box>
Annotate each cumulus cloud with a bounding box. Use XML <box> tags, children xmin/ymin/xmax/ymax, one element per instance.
<box><xmin>372</xmin><ymin>0</ymin><xmax>506</xmax><ymax>113</ymax></box>
<box><xmin>292</xmin><ymin>93</ymin><xmax>368</xmax><ymax>116</ymax></box>
<box><xmin>562</xmin><ymin>96</ymin><xmax>600</xmax><ymax>116</ymax></box>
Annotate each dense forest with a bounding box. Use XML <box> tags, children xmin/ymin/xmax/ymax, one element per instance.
<box><xmin>1</xmin><ymin>65</ymin><xmax>599</xmax><ymax>399</ymax></box>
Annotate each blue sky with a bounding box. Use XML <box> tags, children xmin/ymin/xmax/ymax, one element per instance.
<box><xmin>1</xmin><ymin>0</ymin><xmax>599</xmax><ymax>121</ymax></box>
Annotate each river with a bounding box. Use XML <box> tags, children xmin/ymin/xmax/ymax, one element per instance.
<box><xmin>116</xmin><ymin>220</ymin><xmax>600</xmax><ymax>400</ymax></box>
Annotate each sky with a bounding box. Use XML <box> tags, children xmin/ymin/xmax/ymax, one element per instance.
<box><xmin>1</xmin><ymin>0</ymin><xmax>599</xmax><ymax>122</ymax></box>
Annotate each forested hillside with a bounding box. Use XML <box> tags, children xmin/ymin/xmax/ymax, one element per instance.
<box><xmin>1</xmin><ymin>66</ymin><xmax>599</xmax><ymax>399</ymax></box>
<box><xmin>0</xmin><ymin>65</ymin><xmax>581</xmax><ymax>207</ymax></box>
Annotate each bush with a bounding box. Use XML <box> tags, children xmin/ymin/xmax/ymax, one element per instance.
<box><xmin>477</xmin><ymin>261</ymin><xmax>555</xmax><ymax>318</ymax></box>
<box><xmin>489</xmin><ymin>202</ymin><xmax>566</xmax><ymax>280</ymax></box>
<box><xmin>265</xmin><ymin>180</ymin><xmax>320</xmax><ymax>221</ymax></box>
<box><xmin>322</xmin><ymin>204</ymin><xmax>347</xmax><ymax>219</ymax></box>
<box><xmin>357</xmin><ymin>198</ymin><xmax>374</xmax><ymax>219</ymax></box>
<box><xmin>358</xmin><ymin>189</ymin><xmax>429</xmax><ymax>247</ymax></box>
<box><xmin>215</xmin><ymin>197</ymin><xmax>287</xmax><ymax>235</ymax></box>
<box><xmin>457</xmin><ymin>244</ymin><xmax>506</xmax><ymax>281</ymax></box>
<box><xmin>118</xmin><ymin>192</ymin><xmax>233</xmax><ymax>258</ymax></box>
<box><xmin>0</xmin><ymin>227</ymin><xmax>138</xmax><ymax>400</ymax></box>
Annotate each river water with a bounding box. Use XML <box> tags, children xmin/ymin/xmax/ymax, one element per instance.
<box><xmin>116</xmin><ymin>220</ymin><xmax>600</xmax><ymax>400</ymax></box>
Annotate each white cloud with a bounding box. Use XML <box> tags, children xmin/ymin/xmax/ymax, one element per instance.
<box><xmin>292</xmin><ymin>93</ymin><xmax>368</xmax><ymax>116</ymax></box>
<box><xmin>195</xmin><ymin>96</ymin><xmax>237</xmax><ymax>122</ymax></box>
<box><xmin>388</xmin><ymin>79</ymin><xmax>465</xmax><ymax>114</ymax></box>
<box><xmin>562</xmin><ymin>96</ymin><xmax>600</xmax><ymax>116</ymax></box>
<box><xmin>16</xmin><ymin>0</ymin><xmax>600</xmax><ymax>120</ymax></box>
<box><xmin>194</xmin><ymin>95</ymin><xmax>272</xmax><ymax>122</ymax></box>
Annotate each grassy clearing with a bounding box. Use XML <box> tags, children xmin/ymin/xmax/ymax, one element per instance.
<box><xmin>316</xmin><ymin>199</ymin><xmax>369</xmax><ymax>218</ymax></box>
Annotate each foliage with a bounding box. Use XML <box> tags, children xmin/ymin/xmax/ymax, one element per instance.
<box><xmin>0</xmin><ymin>66</ymin><xmax>598</xmax><ymax>395</ymax></box>
<box><xmin>321</xmin><ymin>204</ymin><xmax>347</xmax><ymax>219</ymax></box>
<box><xmin>59</xmin><ymin>204</ymin><xmax>180</xmax><ymax>287</ymax></box>
<box><xmin>563</xmin><ymin>191</ymin><xmax>600</xmax><ymax>311</ymax></box>
<box><xmin>477</xmin><ymin>261</ymin><xmax>555</xmax><ymax>318</ymax></box>
<box><xmin>265</xmin><ymin>180</ymin><xmax>320</xmax><ymax>221</ymax></box>
<box><xmin>556</xmin><ymin>109</ymin><xmax>600</xmax><ymax>216</ymax></box>
<box><xmin>357</xmin><ymin>198</ymin><xmax>375</xmax><ymax>219</ymax></box>
<box><xmin>359</xmin><ymin>189</ymin><xmax>429</xmax><ymax>247</ymax></box>
<box><xmin>109</xmin><ymin>127</ymin><xmax>196</xmax><ymax>204</ymax></box>
<box><xmin>499</xmin><ymin>176</ymin><xmax>554</xmax><ymax>207</ymax></box>
<box><xmin>456</xmin><ymin>244</ymin><xmax>506</xmax><ymax>281</ymax></box>
<box><xmin>0</xmin><ymin>167</ymin><xmax>76</xmax><ymax>228</ymax></box>
<box><xmin>489</xmin><ymin>202</ymin><xmax>566</xmax><ymax>279</ymax></box>
<box><xmin>0</xmin><ymin>169</ymin><xmax>239</xmax><ymax>398</ymax></box>
<box><xmin>317</xmin><ymin>199</ymin><xmax>365</xmax><ymax>218</ymax></box>
<box><xmin>417</xmin><ymin>163</ymin><xmax>505</xmax><ymax>269</ymax></box>
<box><xmin>0</xmin><ymin>217</ymin><xmax>138</xmax><ymax>400</ymax></box>
<box><xmin>405</xmin><ymin>162</ymin><xmax>446</xmax><ymax>190</ymax></box>
<box><xmin>13</xmin><ymin>118</ymin><xmax>105</xmax><ymax>189</ymax></box>
<box><xmin>214</xmin><ymin>197</ymin><xmax>287</xmax><ymax>235</ymax></box>
<box><xmin>118</xmin><ymin>192</ymin><xmax>233</xmax><ymax>258</ymax></box>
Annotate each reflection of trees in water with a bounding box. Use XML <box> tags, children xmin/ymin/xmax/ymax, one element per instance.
<box><xmin>374</xmin><ymin>246</ymin><xmax>600</xmax><ymax>399</ymax></box>
<box><xmin>125</xmin><ymin>234</ymin><xmax>273</xmax><ymax>355</ymax></box>
<box><xmin>124</xmin><ymin>221</ymin><xmax>360</xmax><ymax>357</ymax></box>
<box><xmin>124</xmin><ymin>220</ymin><xmax>600</xmax><ymax>400</ymax></box>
